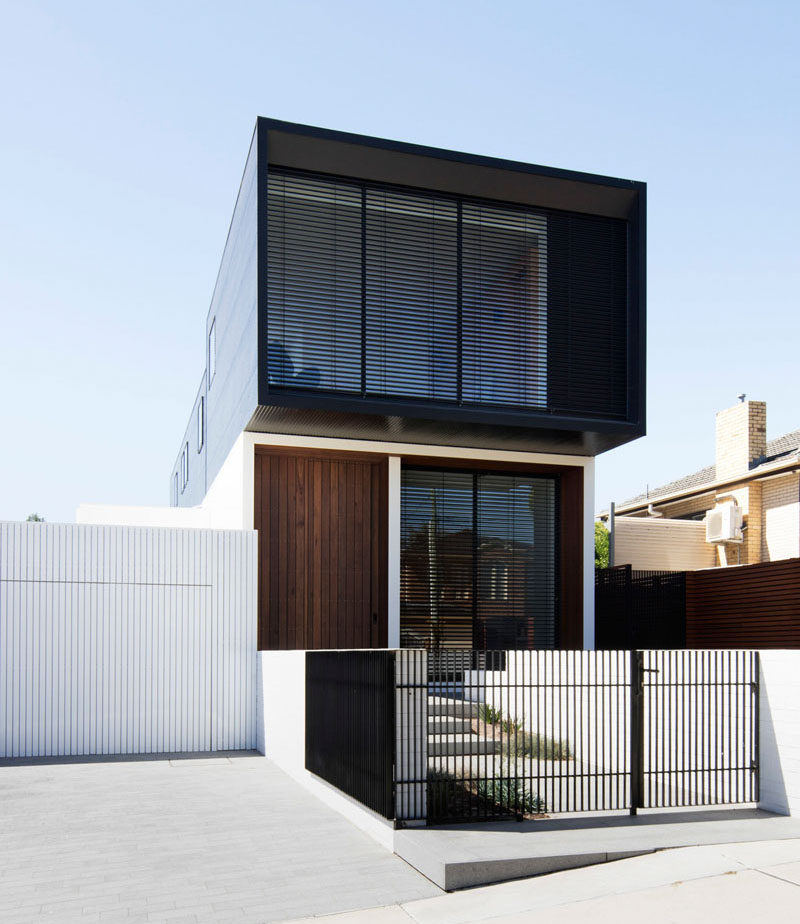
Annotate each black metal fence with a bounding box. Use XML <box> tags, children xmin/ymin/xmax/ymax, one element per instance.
<box><xmin>637</xmin><ymin>649</ymin><xmax>759</xmax><ymax>808</ymax></box>
<box><xmin>305</xmin><ymin>647</ymin><xmax>760</xmax><ymax>826</ymax></box>
<box><xmin>305</xmin><ymin>650</ymin><xmax>396</xmax><ymax>818</ymax></box>
<box><xmin>413</xmin><ymin>649</ymin><xmax>632</xmax><ymax>822</ymax></box>
<box><xmin>596</xmin><ymin>566</ymin><xmax>686</xmax><ymax>649</ymax></box>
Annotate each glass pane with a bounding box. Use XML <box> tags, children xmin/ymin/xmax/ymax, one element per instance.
<box><xmin>400</xmin><ymin>470</ymin><xmax>473</xmax><ymax>649</ymax></box>
<box><xmin>462</xmin><ymin>203</ymin><xmax>547</xmax><ymax>408</ymax></box>
<box><xmin>267</xmin><ymin>173</ymin><xmax>362</xmax><ymax>393</ymax></box>
<box><xmin>401</xmin><ymin>469</ymin><xmax>557</xmax><ymax>650</ymax></box>
<box><xmin>476</xmin><ymin>475</ymin><xmax>556</xmax><ymax>648</ymax></box>
<box><xmin>366</xmin><ymin>190</ymin><xmax>457</xmax><ymax>400</ymax></box>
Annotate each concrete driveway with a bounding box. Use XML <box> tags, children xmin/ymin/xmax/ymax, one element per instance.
<box><xmin>0</xmin><ymin>753</ymin><xmax>439</xmax><ymax>923</ymax></box>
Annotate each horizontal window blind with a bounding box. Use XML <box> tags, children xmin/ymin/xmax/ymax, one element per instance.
<box><xmin>267</xmin><ymin>172</ymin><xmax>362</xmax><ymax>393</ymax></box>
<box><xmin>265</xmin><ymin>167</ymin><xmax>630</xmax><ymax>422</ymax></box>
<box><xmin>462</xmin><ymin>203</ymin><xmax>547</xmax><ymax>408</ymax></box>
<box><xmin>366</xmin><ymin>189</ymin><xmax>458</xmax><ymax>400</ymax></box>
<box><xmin>400</xmin><ymin>468</ymin><xmax>557</xmax><ymax>650</ymax></box>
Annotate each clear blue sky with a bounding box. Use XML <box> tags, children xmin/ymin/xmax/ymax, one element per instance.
<box><xmin>1</xmin><ymin>0</ymin><xmax>798</xmax><ymax>523</ymax></box>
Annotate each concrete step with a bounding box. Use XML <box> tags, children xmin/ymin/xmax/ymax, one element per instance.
<box><xmin>428</xmin><ymin>733</ymin><xmax>499</xmax><ymax>756</ymax></box>
<box><xmin>429</xmin><ymin>717</ymin><xmax>472</xmax><ymax>734</ymax></box>
<box><xmin>428</xmin><ymin>697</ymin><xmax>479</xmax><ymax>718</ymax></box>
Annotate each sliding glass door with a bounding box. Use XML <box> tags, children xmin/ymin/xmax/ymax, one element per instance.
<box><xmin>400</xmin><ymin>468</ymin><xmax>557</xmax><ymax>650</ymax></box>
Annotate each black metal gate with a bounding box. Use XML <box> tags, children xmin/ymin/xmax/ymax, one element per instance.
<box><xmin>633</xmin><ymin>650</ymin><xmax>759</xmax><ymax>810</ymax></box>
<box><xmin>416</xmin><ymin>649</ymin><xmax>759</xmax><ymax>823</ymax></box>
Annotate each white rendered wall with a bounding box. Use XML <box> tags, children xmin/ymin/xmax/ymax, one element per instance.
<box><xmin>257</xmin><ymin>651</ymin><xmax>397</xmax><ymax>850</ymax></box>
<box><xmin>0</xmin><ymin>521</ymin><xmax>257</xmax><ymax>758</ymax></box>
<box><xmin>758</xmin><ymin>651</ymin><xmax>800</xmax><ymax>815</ymax></box>
<box><xmin>202</xmin><ymin>432</ymin><xmax>254</xmax><ymax>530</ymax></box>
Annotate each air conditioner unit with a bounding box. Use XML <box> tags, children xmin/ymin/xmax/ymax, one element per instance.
<box><xmin>705</xmin><ymin>503</ymin><xmax>743</xmax><ymax>543</ymax></box>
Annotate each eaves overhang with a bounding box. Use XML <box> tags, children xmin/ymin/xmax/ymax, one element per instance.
<box><xmin>604</xmin><ymin>455</ymin><xmax>800</xmax><ymax>517</ymax></box>
<box><xmin>257</xmin><ymin>117</ymin><xmax>645</xmax><ymax>221</ymax></box>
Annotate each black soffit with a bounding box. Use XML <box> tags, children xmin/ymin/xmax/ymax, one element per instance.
<box><xmin>246</xmin><ymin>404</ymin><xmax>637</xmax><ymax>456</ymax></box>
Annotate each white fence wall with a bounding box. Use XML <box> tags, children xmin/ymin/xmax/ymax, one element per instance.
<box><xmin>759</xmin><ymin>651</ymin><xmax>800</xmax><ymax>815</ymax></box>
<box><xmin>0</xmin><ymin>521</ymin><xmax>257</xmax><ymax>758</ymax></box>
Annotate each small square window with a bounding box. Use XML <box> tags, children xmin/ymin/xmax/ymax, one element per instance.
<box><xmin>208</xmin><ymin>319</ymin><xmax>216</xmax><ymax>386</ymax></box>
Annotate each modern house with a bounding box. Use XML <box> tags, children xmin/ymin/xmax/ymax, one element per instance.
<box><xmin>606</xmin><ymin>398</ymin><xmax>800</xmax><ymax>570</ymax></box>
<box><xmin>169</xmin><ymin>117</ymin><xmax>647</xmax><ymax>652</ymax></box>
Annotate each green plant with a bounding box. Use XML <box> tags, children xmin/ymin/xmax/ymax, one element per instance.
<box><xmin>503</xmin><ymin>730</ymin><xmax>571</xmax><ymax>760</ymax></box>
<box><xmin>478</xmin><ymin>703</ymin><xmax>503</xmax><ymax>725</ymax></box>
<box><xmin>501</xmin><ymin>717</ymin><xmax>520</xmax><ymax>734</ymax></box>
<box><xmin>594</xmin><ymin>520</ymin><xmax>609</xmax><ymax>568</ymax></box>
<box><xmin>26</xmin><ymin>513</ymin><xmax>45</xmax><ymax>522</ymax></box>
<box><xmin>476</xmin><ymin>779</ymin><xmax>546</xmax><ymax>814</ymax></box>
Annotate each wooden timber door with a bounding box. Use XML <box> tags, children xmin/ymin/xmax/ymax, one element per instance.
<box><xmin>254</xmin><ymin>449</ymin><xmax>388</xmax><ymax>650</ymax></box>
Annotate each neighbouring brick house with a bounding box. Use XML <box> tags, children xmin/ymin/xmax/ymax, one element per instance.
<box><xmin>608</xmin><ymin>398</ymin><xmax>800</xmax><ymax>569</ymax></box>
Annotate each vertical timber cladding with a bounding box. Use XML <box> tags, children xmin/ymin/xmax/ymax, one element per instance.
<box><xmin>254</xmin><ymin>447</ymin><xmax>388</xmax><ymax>649</ymax></box>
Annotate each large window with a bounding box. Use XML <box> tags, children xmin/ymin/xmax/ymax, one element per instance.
<box><xmin>365</xmin><ymin>188</ymin><xmax>458</xmax><ymax>400</ymax></box>
<box><xmin>267</xmin><ymin>172</ymin><xmax>362</xmax><ymax>393</ymax></box>
<box><xmin>266</xmin><ymin>168</ymin><xmax>629</xmax><ymax>420</ymax></box>
<box><xmin>400</xmin><ymin>468</ymin><xmax>557</xmax><ymax>650</ymax></box>
<box><xmin>266</xmin><ymin>170</ymin><xmax>552</xmax><ymax>409</ymax></box>
<box><xmin>462</xmin><ymin>203</ymin><xmax>547</xmax><ymax>407</ymax></box>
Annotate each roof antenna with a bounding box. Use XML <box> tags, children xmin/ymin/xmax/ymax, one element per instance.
<box><xmin>738</xmin><ymin>393</ymin><xmax>746</xmax><ymax>403</ymax></box>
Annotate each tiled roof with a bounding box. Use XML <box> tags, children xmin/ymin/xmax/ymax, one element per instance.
<box><xmin>619</xmin><ymin>430</ymin><xmax>800</xmax><ymax>509</ymax></box>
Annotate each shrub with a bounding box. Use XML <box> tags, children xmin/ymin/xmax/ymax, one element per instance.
<box><xmin>503</xmin><ymin>730</ymin><xmax>571</xmax><ymax>760</ymax></box>
<box><xmin>475</xmin><ymin>779</ymin><xmax>546</xmax><ymax>814</ymax></box>
<box><xmin>477</xmin><ymin>703</ymin><xmax>503</xmax><ymax>725</ymax></box>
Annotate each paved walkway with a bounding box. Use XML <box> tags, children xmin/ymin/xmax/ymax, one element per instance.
<box><xmin>0</xmin><ymin>753</ymin><xmax>439</xmax><ymax>923</ymax></box>
<box><xmin>287</xmin><ymin>838</ymin><xmax>800</xmax><ymax>923</ymax></box>
<box><xmin>394</xmin><ymin>805</ymin><xmax>800</xmax><ymax>888</ymax></box>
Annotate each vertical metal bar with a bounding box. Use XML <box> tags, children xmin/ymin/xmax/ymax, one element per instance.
<box><xmin>646</xmin><ymin>652</ymin><xmax>661</xmax><ymax>806</ymax></box>
<box><xmin>753</xmin><ymin>651</ymin><xmax>760</xmax><ymax>803</ymax></box>
<box><xmin>660</xmin><ymin>648</ymin><xmax>666</xmax><ymax>807</ymax></box>
<box><xmin>693</xmin><ymin>649</ymin><xmax>699</xmax><ymax>806</ymax></box>
<box><xmin>715</xmin><ymin>648</ymin><xmax>721</xmax><ymax>805</ymax></box>
<box><xmin>727</xmin><ymin>650</ymin><xmax>732</xmax><ymax>804</ymax></box>
<box><xmin>735</xmin><ymin>649</ymin><xmax>740</xmax><ymax>805</ymax></box>
<box><xmin>593</xmin><ymin>650</ymin><xmax>599</xmax><ymax>811</ymax></box>
<box><xmin>629</xmin><ymin>650</ymin><xmax>644</xmax><ymax>815</ymax></box>
<box><xmin>615</xmin><ymin>649</ymin><xmax>620</xmax><ymax>809</ymax></box>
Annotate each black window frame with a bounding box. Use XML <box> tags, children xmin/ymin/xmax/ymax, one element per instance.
<box><xmin>262</xmin><ymin>164</ymin><xmax>632</xmax><ymax>426</ymax></box>
<box><xmin>399</xmin><ymin>464</ymin><xmax>561</xmax><ymax>650</ymax></box>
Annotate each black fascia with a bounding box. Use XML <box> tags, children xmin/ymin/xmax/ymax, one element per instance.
<box><xmin>257</xmin><ymin>116</ymin><xmax>645</xmax><ymax>214</ymax></box>
<box><xmin>255</xmin><ymin>116</ymin><xmax>646</xmax><ymax>442</ymax></box>
<box><xmin>259</xmin><ymin>388</ymin><xmax>641</xmax><ymax>436</ymax></box>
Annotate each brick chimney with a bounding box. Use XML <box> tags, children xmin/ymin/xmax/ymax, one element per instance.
<box><xmin>715</xmin><ymin>398</ymin><xmax>767</xmax><ymax>482</ymax></box>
